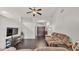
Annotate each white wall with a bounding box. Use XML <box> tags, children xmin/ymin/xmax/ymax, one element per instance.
<box><xmin>22</xmin><ymin>18</ymin><xmax>47</xmax><ymax>39</ymax></box>
<box><xmin>52</xmin><ymin>8</ymin><xmax>79</xmax><ymax>42</ymax></box>
<box><xmin>0</xmin><ymin>15</ymin><xmax>21</xmax><ymax>49</ymax></box>
<box><xmin>22</xmin><ymin>21</ymin><xmax>36</xmax><ymax>39</ymax></box>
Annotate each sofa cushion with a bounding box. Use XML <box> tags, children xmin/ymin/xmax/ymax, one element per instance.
<box><xmin>45</xmin><ymin>32</ymin><xmax>72</xmax><ymax>48</ymax></box>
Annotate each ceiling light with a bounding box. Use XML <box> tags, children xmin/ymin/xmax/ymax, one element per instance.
<box><xmin>1</xmin><ymin>11</ymin><xmax>11</xmax><ymax>17</ymax></box>
<box><xmin>1</xmin><ymin>10</ymin><xmax>16</xmax><ymax>19</ymax></box>
<box><xmin>1</xmin><ymin>10</ymin><xmax>9</xmax><ymax>14</ymax></box>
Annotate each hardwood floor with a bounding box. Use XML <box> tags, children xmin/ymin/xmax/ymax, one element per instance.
<box><xmin>16</xmin><ymin>39</ymin><xmax>47</xmax><ymax>49</ymax></box>
<box><xmin>22</xmin><ymin>39</ymin><xmax>37</xmax><ymax>49</ymax></box>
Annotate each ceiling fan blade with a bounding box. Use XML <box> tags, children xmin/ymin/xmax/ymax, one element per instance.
<box><xmin>27</xmin><ymin>11</ymin><xmax>32</xmax><ymax>14</ymax></box>
<box><xmin>37</xmin><ymin>9</ymin><xmax>42</xmax><ymax>11</ymax></box>
<box><xmin>37</xmin><ymin>12</ymin><xmax>42</xmax><ymax>15</ymax></box>
<box><xmin>29</xmin><ymin>8</ymin><xmax>32</xmax><ymax>10</ymax></box>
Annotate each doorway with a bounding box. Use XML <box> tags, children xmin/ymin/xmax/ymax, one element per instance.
<box><xmin>37</xmin><ymin>26</ymin><xmax>46</xmax><ymax>39</ymax></box>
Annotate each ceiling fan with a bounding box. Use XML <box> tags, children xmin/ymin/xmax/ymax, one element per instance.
<box><xmin>27</xmin><ymin>7</ymin><xmax>42</xmax><ymax>16</ymax></box>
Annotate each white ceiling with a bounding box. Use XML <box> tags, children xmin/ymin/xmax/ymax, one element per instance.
<box><xmin>0</xmin><ymin>7</ymin><xmax>57</xmax><ymax>20</ymax></box>
<box><xmin>1</xmin><ymin>7</ymin><xmax>79</xmax><ymax>24</ymax></box>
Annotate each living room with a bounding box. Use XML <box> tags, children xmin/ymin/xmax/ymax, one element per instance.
<box><xmin>0</xmin><ymin>7</ymin><xmax>79</xmax><ymax>51</ymax></box>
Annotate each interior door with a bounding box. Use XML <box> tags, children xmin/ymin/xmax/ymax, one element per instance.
<box><xmin>37</xmin><ymin>26</ymin><xmax>46</xmax><ymax>39</ymax></box>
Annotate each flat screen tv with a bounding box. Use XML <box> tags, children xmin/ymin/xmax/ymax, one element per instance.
<box><xmin>6</xmin><ymin>28</ymin><xmax>18</xmax><ymax>36</ymax></box>
<box><xmin>7</xmin><ymin>28</ymin><xmax>13</xmax><ymax>36</ymax></box>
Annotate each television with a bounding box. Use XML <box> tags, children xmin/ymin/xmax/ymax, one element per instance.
<box><xmin>6</xmin><ymin>28</ymin><xmax>18</xmax><ymax>36</ymax></box>
<box><xmin>7</xmin><ymin>28</ymin><xmax>13</xmax><ymax>36</ymax></box>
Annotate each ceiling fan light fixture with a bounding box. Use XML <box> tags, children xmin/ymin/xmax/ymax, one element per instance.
<box><xmin>27</xmin><ymin>7</ymin><xmax>42</xmax><ymax>17</ymax></box>
<box><xmin>32</xmin><ymin>11</ymin><xmax>37</xmax><ymax>14</ymax></box>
